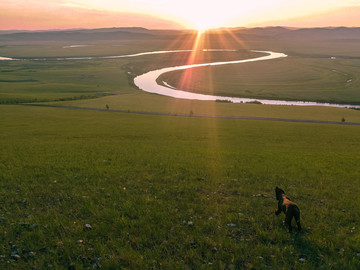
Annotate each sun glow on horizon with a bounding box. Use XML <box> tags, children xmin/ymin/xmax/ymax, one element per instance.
<box><xmin>182</xmin><ymin>11</ymin><xmax>231</xmax><ymax>32</ymax></box>
<box><xmin>62</xmin><ymin>0</ymin><xmax>251</xmax><ymax>30</ymax></box>
<box><xmin>1</xmin><ymin>0</ymin><xmax>360</xmax><ymax>31</ymax></box>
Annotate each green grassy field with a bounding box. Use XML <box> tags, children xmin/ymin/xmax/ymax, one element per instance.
<box><xmin>1</xmin><ymin>29</ymin><xmax>360</xmax><ymax>268</ymax></box>
<box><xmin>1</xmin><ymin>105</ymin><xmax>360</xmax><ymax>269</ymax></box>
<box><xmin>0</xmin><ymin>58</ymin><xmax>132</xmax><ymax>103</ymax></box>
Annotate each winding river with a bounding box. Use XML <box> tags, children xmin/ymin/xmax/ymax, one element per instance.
<box><xmin>1</xmin><ymin>49</ymin><xmax>360</xmax><ymax>109</ymax></box>
<box><xmin>134</xmin><ymin>50</ymin><xmax>360</xmax><ymax>109</ymax></box>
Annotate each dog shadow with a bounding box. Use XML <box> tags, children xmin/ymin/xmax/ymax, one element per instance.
<box><xmin>290</xmin><ymin>231</ymin><xmax>323</xmax><ymax>267</ymax></box>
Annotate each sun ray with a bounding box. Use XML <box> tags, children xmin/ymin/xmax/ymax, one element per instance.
<box><xmin>222</xmin><ymin>28</ymin><xmax>250</xmax><ymax>51</ymax></box>
<box><xmin>177</xmin><ymin>30</ymin><xmax>205</xmax><ymax>90</ymax></box>
<box><xmin>153</xmin><ymin>27</ymin><xmax>257</xmax><ymax>119</ymax></box>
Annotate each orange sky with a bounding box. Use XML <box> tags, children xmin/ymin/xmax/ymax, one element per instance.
<box><xmin>1</xmin><ymin>0</ymin><xmax>360</xmax><ymax>30</ymax></box>
<box><xmin>0</xmin><ymin>1</ymin><xmax>181</xmax><ymax>30</ymax></box>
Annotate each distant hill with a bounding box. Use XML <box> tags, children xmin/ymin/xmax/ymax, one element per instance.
<box><xmin>78</xmin><ymin>27</ymin><xmax>153</xmax><ymax>34</ymax></box>
<box><xmin>0</xmin><ymin>28</ymin><xmax>155</xmax><ymax>42</ymax></box>
<box><xmin>211</xmin><ymin>26</ymin><xmax>360</xmax><ymax>41</ymax></box>
<box><xmin>232</xmin><ymin>26</ymin><xmax>294</xmax><ymax>36</ymax></box>
<box><xmin>1</xmin><ymin>26</ymin><xmax>359</xmax><ymax>43</ymax></box>
<box><xmin>277</xmin><ymin>27</ymin><xmax>360</xmax><ymax>40</ymax></box>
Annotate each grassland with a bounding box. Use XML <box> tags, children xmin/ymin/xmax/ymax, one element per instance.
<box><xmin>1</xmin><ymin>28</ymin><xmax>360</xmax><ymax>269</ymax></box>
<box><xmin>1</xmin><ymin>105</ymin><xmax>360</xmax><ymax>269</ymax></box>
<box><xmin>0</xmin><ymin>58</ymin><xmax>129</xmax><ymax>104</ymax></box>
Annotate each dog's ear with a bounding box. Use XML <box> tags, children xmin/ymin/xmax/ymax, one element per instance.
<box><xmin>275</xmin><ymin>187</ymin><xmax>285</xmax><ymax>200</ymax></box>
<box><xmin>275</xmin><ymin>187</ymin><xmax>280</xmax><ymax>199</ymax></box>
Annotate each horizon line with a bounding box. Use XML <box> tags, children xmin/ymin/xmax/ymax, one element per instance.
<box><xmin>1</xmin><ymin>25</ymin><xmax>360</xmax><ymax>33</ymax></box>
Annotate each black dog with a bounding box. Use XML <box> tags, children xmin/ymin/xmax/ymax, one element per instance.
<box><xmin>275</xmin><ymin>187</ymin><xmax>301</xmax><ymax>232</ymax></box>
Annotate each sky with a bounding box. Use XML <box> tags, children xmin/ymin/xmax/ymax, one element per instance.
<box><xmin>1</xmin><ymin>0</ymin><xmax>360</xmax><ymax>30</ymax></box>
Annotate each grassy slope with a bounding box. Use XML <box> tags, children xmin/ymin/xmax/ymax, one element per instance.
<box><xmin>1</xmin><ymin>105</ymin><xmax>360</xmax><ymax>269</ymax></box>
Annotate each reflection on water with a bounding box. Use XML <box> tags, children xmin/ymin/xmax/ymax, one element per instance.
<box><xmin>62</xmin><ymin>45</ymin><xmax>92</xmax><ymax>48</ymax></box>
<box><xmin>0</xmin><ymin>49</ymin><xmax>194</xmax><ymax>61</ymax></box>
<box><xmin>0</xmin><ymin>56</ymin><xmax>14</xmax><ymax>60</ymax></box>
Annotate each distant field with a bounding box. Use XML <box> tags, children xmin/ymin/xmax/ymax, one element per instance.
<box><xmin>1</xmin><ymin>44</ymin><xmax>360</xmax><ymax>124</ymax></box>
<box><xmin>1</xmin><ymin>105</ymin><xmax>360</xmax><ymax>269</ymax></box>
<box><xmin>1</xmin><ymin>32</ymin><xmax>359</xmax><ymax>127</ymax></box>
<box><xmin>0</xmin><ymin>44</ymin><xmax>260</xmax><ymax>104</ymax></box>
<box><xmin>1</xmin><ymin>29</ymin><xmax>360</xmax><ymax>106</ymax></box>
<box><xmin>160</xmin><ymin>55</ymin><xmax>360</xmax><ymax>104</ymax></box>
<box><xmin>0</xmin><ymin>58</ymin><xmax>132</xmax><ymax>103</ymax></box>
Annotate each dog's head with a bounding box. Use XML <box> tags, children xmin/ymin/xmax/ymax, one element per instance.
<box><xmin>275</xmin><ymin>186</ymin><xmax>285</xmax><ymax>201</ymax></box>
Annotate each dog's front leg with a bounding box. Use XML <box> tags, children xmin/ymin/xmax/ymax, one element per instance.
<box><xmin>275</xmin><ymin>201</ymin><xmax>283</xmax><ymax>216</ymax></box>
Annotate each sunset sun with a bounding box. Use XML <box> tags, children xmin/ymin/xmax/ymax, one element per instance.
<box><xmin>189</xmin><ymin>15</ymin><xmax>225</xmax><ymax>32</ymax></box>
<box><xmin>175</xmin><ymin>4</ymin><xmax>233</xmax><ymax>31</ymax></box>
<box><xmin>163</xmin><ymin>1</ymin><xmax>244</xmax><ymax>31</ymax></box>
